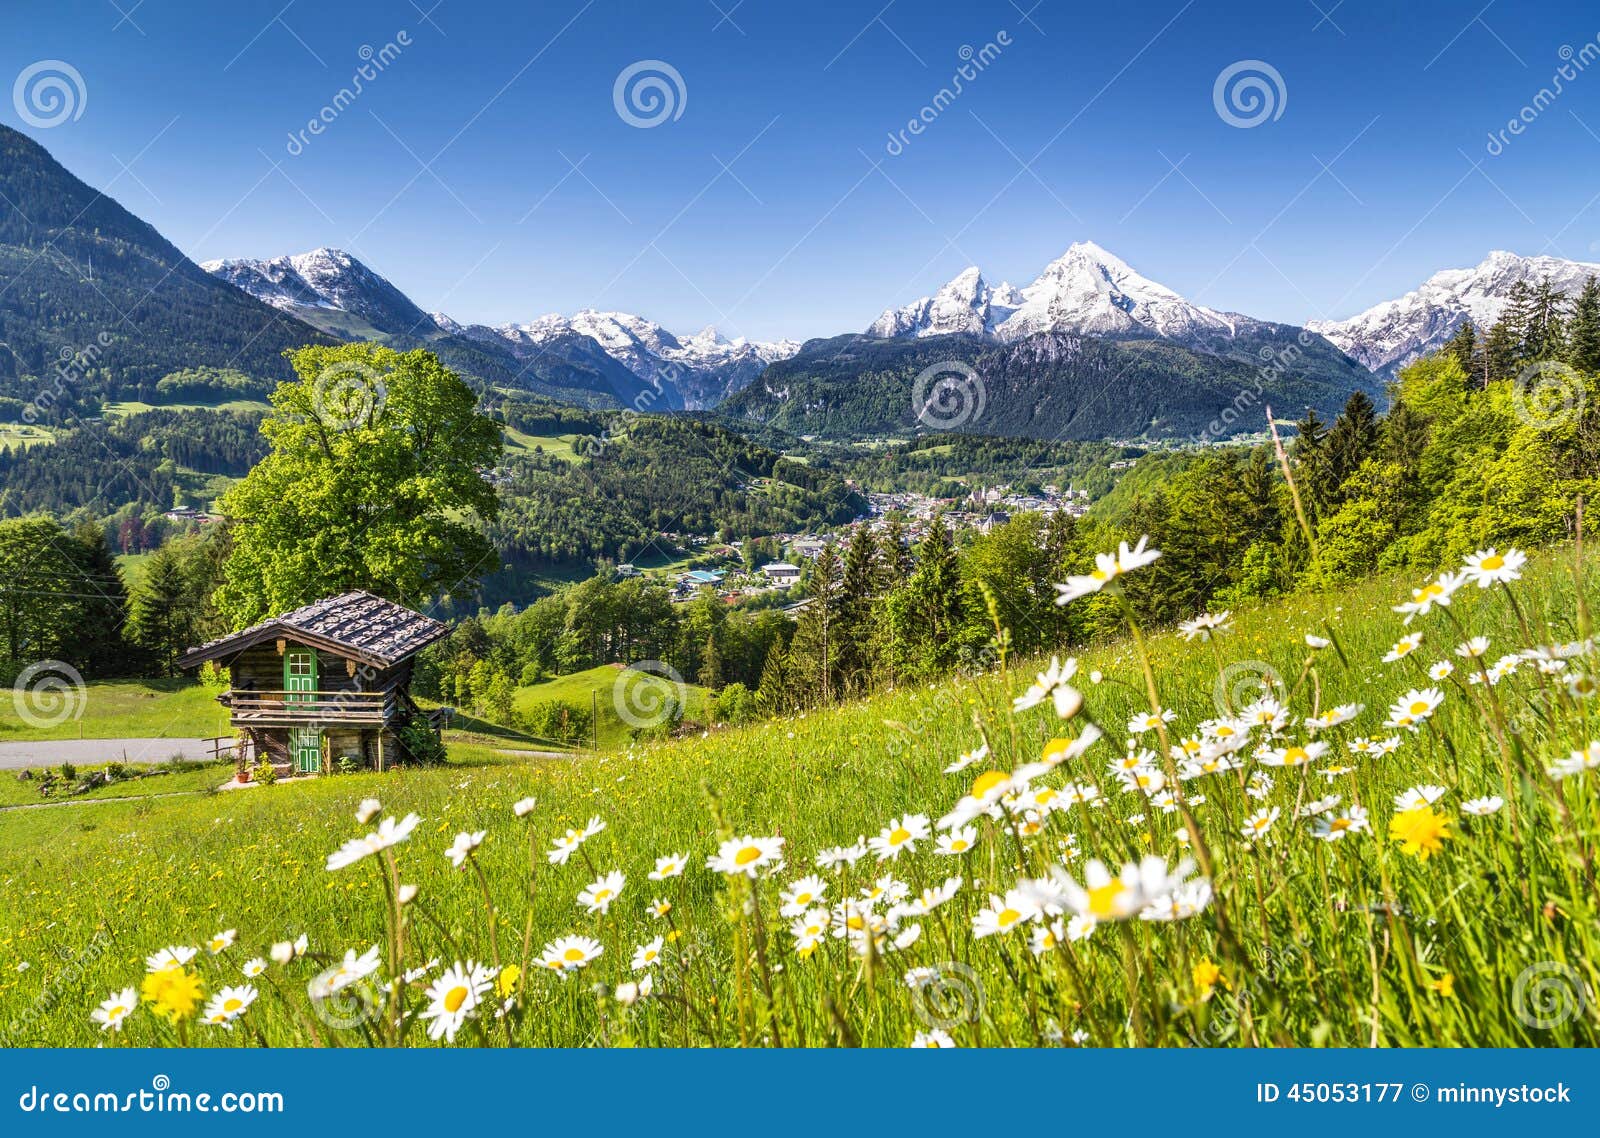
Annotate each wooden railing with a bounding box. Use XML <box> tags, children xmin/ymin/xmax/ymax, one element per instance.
<box><xmin>222</xmin><ymin>690</ymin><xmax>391</xmax><ymax>723</ymax></box>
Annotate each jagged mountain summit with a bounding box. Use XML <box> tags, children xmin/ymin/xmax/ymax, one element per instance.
<box><xmin>868</xmin><ymin>241</ymin><xmax>1246</xmax><ymax>346</ymax></box>
<box><xmin>205</xmin><ymin>249</ymin><xmax>798</xmax><ymax>409</ymax></box>
<box><xmin>1307</xmin><ymin>250</ymin><xmax>1600</xmax><ymax>375</ymax></box>
<box><xmin>485</xmin><ymin>310</ymin><xmax>799</xmax><ymax>409</ymax></box>
<box><xmin>866</xmin><ymin>267</ymin><xmax>1023</xmax><ymax>338</ymax></box>
<box><xmin>201</xmin><ymin>248</ymin><xmax>436</xmax><ymax>339</ymax></box>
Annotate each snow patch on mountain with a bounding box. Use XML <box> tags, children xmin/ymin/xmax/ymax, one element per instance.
<box><xmin>201</xmin><ymin>248</ymin><xmax>433</xmax><ymax>335</ymax></box>
<box><xmin>1307</xmin><ymin>250</ymin><xmax>1600</xmax><ymax>374</ymax></box>
<box><xmin>867</xmin><ymin>241</ymin><xmax>1244</xmax><ymax>346</ymax></box>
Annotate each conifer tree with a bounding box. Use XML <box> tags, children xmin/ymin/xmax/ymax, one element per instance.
<box><xmin>1567</xmin><ymin>275</ymin><xmax>1600</xmax><ymax>373</ymax></box>
<box><xmin>756</xmin><ymin>644</ymin><xmax>790</xmax><ymax>716</ymax></box>
<box><xmin>788</xmin><ymin>542</ymin><xmax>842</xmax><ymax>705</ymax></box>
<box><xmin>835</xmin><ymin>526</ymin><xmax>879</xmax><ymax>694</ymax></box>
<box><xmin>1324</xmin><ymin>391</ymin><xmax>1378</xmax><ymax>493</ymax></box>
<box><xmin>885</xmin><ymin>511</ymin><xmax>964</xmax><ymax>679</ymax></box>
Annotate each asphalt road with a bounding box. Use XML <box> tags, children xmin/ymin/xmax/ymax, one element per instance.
<box><xmin>0</xmin><ymin>738</ymin><xmax>224</xmax><ymax>770</ymax></box>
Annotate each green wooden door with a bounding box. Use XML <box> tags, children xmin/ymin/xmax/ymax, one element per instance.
<box><xmin>285</xmin><ymin>648</ymin><xmax>317</xmax><ymax>701</ymax></box>
<box><xmin>291</xmin><ymin>727</ymin><xmax>322</xmax><ymax>774</ymax></box>
<box><xmin>285</xmin><ymin>649</ymin><xmax>320</xmax><ymax>773</ymax></box>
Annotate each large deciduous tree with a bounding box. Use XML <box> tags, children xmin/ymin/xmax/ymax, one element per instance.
<box><xmin>215</xmin><ymin>344</ymin><xmax>501</xmax><ymax>627</ymax></box>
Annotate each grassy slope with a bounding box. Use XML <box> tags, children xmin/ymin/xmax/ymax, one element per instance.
<box><xmin>3</xmin><ymin>553</ymin><xmax>1598</xmax><ymax>1046</ymax></box>
<box><xmin>0</xmin><ymin>678</ymin><xmax>228</xmax><ymax>743</ymax></box>
<box><xmin>514</xmin><ymin>664</ymin><xmax>712</xmax><ymax>749</ymax></box>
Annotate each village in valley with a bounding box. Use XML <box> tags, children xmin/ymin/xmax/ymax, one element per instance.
<box><xmin>642</xmin><ymin>479</ymin><xmax>1096</xmax><ymax>607</ymax></box>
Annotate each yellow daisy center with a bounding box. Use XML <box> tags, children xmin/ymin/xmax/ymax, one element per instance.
<box><xmin>1409</xmin><ymin>700</ymin><xmax>1430</xmax><ymax>715</ymax></box>
<box><xmin>1481</xmin><ymin>555</ymin><xmax>1504</xmax><ymax>570</ymax></box>
<box><xmin>950</xmin><ymin>839</ymin><xmax>969</xmax><ymax>851</ymax></box>
<box><xmin>223</xmin><ymin>998</ymin><xmax>243</xmax><ymax>1012</ymax></box>
<box><xmin>996</xmin><ymin>908</ymin><xmax>1022</xmax><ymax>928</ymax></box>
<box><xmin>970</xmin><ymin>770</ymin><xmax>1009</xmax><ymax>799</ymax></box>
<box><xmin>563</xmin><ymin>947</ymin><xmax>586</xmax><ymax>963</ymax></box>
<box><xmin>889</xmin><ymin>827</ymin><xmax>911</xmax><ymax>845</ymax></box>
<box><xmin>1086</xmin><ymin>880</ymin><xmax>1127</xmax><ymax>919</ymax></box>
<box><xmin>734</xmin><ymin>845</ymin><xmax>763</xmax><ymax>865</ymax></box>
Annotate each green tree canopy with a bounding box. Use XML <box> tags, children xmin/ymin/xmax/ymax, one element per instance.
<box><xmin>215</xmin><ymin>344</ymin><xmax>501</xmax><ymax>627</ymax></box>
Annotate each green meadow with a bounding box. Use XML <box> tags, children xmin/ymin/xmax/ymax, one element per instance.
<box><xmin>2</xmin><ymin>549</ymin><xmax>1598</xmax><ymax>1047</ymax></box>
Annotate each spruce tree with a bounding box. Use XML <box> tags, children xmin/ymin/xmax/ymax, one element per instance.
<box><xmin>126</xmin><ymin>545</ymin><xmax>194</xmax><ymax>674</ymax></box>
<box><xmin>788</xmin><ymin>542</ymin><xmax>841</xmax><ymax>705</ymax></box>
<box><xmin>1500</xmin><ymin>278</ymin><xmax>1535</xmax><ymax>366</ymax></box>
<box><xmin>756</xmin><ymin>645</ymin><xmax>790</xmax><ymax>716</ymax></box>
<box><xmin>835</xmin><ymin>526</ymin><xmax>879</xmax><ymax>695</ymax></box>
<box><xmin>876</xmin><ymin>514</ymin><xmax>913</xmax><ymax>592</ymax></box>
<box><xmin>1443</xmin><ymin>320</ymin><xmax>1478</xmax><ymax>380</ymax></box>
<box><xmin>1567</xmin><ymin>275</ymin><xmax>1600</xmax><ymax>373</ymax></box>
<box><xmin>1526</xmin><ymin>275</ymin><xmax>1570</xmax><ymax>361</ymax></box>
<box><xmin>1324</xmin><ymin>391</ymin><xmax>1378</xmax><ymax>493</ymax></box>
<box><xmin>1483</xmin><ymin>315</ymin><xmax>1519</xmax><ymax>383</ymax></box>
<box><xmin>885</xmin><ymin>512</ymin><xmax>964</xmax><ymax>679</ymax></box>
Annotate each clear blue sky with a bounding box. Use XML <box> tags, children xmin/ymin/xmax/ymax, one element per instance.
<box><xmin>5</xmin><ymin>0</ymin><xmax>1600</xmax><ymax>340</ymax></box>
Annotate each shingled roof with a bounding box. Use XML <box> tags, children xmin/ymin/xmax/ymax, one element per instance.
<box><xmin>177</xmin><ymin>591</ymin><xmax>449</xmax><ymax>670</ymax></box>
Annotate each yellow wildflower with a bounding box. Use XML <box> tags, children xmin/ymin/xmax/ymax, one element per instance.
<box><xmin>1388</xmin><ymin>807</ymin><xmax>1452</xmax><ymax>859</ymax></box>
<box><xmin>140</xmin><ymin>967</ymin><xmax>204</xmax><ymax>1023</ymax></box>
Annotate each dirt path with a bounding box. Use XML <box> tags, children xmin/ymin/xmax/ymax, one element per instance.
<box><xmin>0</xmin><ymin>738</ymin><xmax>222</xmax><ymax>770</ymax></box>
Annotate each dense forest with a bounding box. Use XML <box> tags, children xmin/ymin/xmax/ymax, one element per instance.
<box><xmin>0</xmin><ymin>409</ymin><xmax>267</xmax><ymax>516</ymax></box>
<box><xmin>722</xmin><ymin>325</ymin><xmax>1379</xmax><ymax>440</ymax></box>
<box><xmin>487</xmin><ymin>415</ymin><xmax>863</xmax><ymax>569</ymax></box>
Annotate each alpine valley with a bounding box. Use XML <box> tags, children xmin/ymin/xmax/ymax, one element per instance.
<box><xmin>3</xmin><ymin>121</ymin><xmax>1599</xmax><ymax>446</ymax></box>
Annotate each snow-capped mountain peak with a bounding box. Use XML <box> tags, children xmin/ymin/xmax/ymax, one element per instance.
<box><xmin>867</xmin><ymin>266</ymin><xmax>1020</xmax><ymax>338</ymax></box>
<box><xmin>201</xmin><ymin>247</ymin><xmax>434</xmax><ymax>336</ymax></box>
<box><xmin>1307</xmin><ymin>249</ymin><xmax>1600</xmax><ymax>374</ymax></box>
<box><xmin>998</xmin><ymin>241</ymin><xmax>1237</xmax><ymax>341</ymax></box>
<box><xmin>866</xmin><ymin>241</ymin><xmax>1240</xmax><ymax>345</ymax></box>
